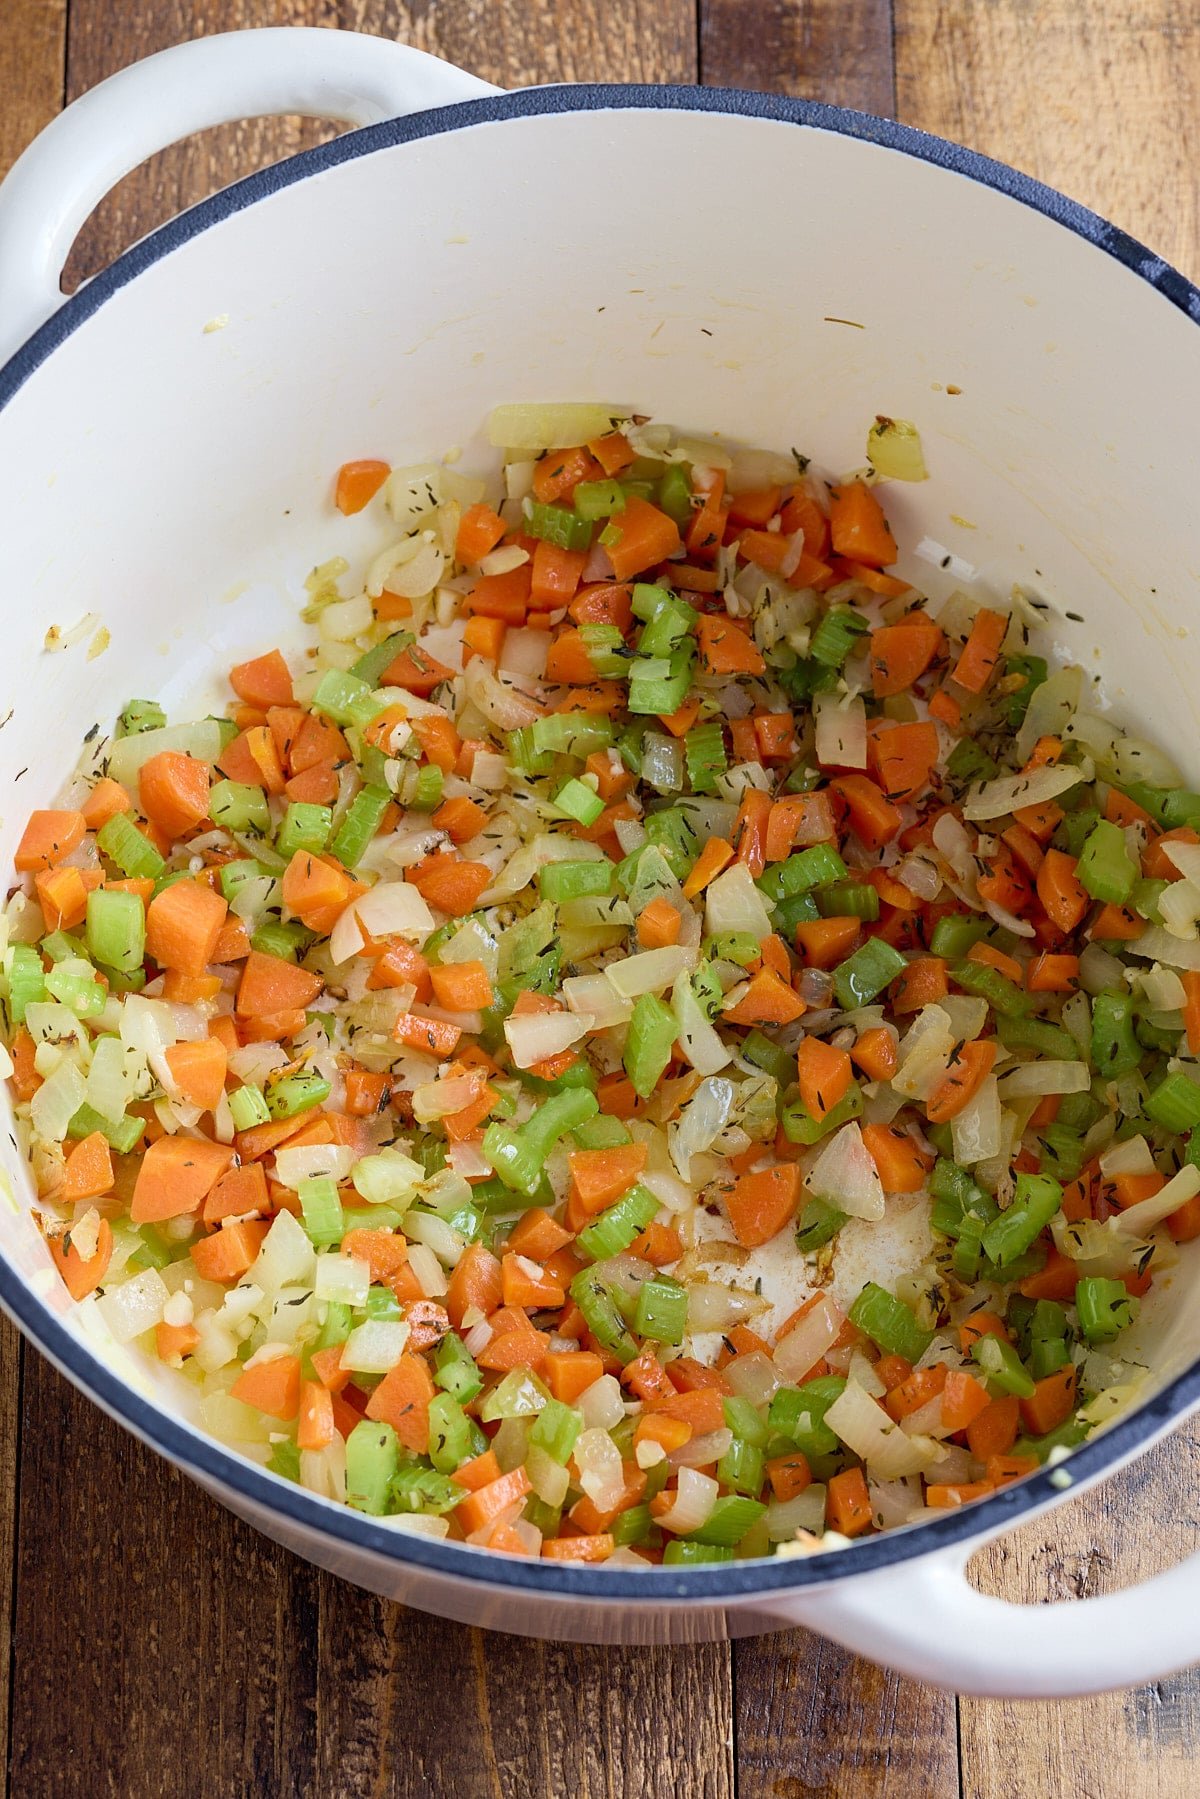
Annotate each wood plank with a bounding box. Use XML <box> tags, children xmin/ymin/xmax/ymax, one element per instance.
<box><xmin>700</xmin><ymin>0</ymin><xmax>895</xmax><ymax>115</ymax></box>
<box><xmin>0</xmin><ymin>0</ymin><xmax>67</xmax><ymax>179</ymax></box>
<box><xmin>8</xmin><ymin>1355</ymin><xmax>321</xmax><ymax>1798</ymax></box>
<box><xmin>736</xmin><ymin>1628</ymin><xmax>961</xmax><ymax>1799</ymax></box>
<box><xmin>894</xmin><ymin>0</ymin><xmax>1200</xmax><ymax>281</ymax></box>
<box><xmin>958</xmin><ymin>1418</ymin><xmax>1200</xmax><ymax>1797</ymax></box>
<box><xmin>315</xmin><ymin>1586</ymin><xmax>734</xmax><ymax>1799</ymax></box>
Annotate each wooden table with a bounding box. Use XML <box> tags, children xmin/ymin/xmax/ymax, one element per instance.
<box><xmin>3</xmin><ymin>2</ymin><xmax>1200</xmax><ymax>1793</ymax></box>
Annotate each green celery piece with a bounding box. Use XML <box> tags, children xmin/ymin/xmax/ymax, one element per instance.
<box><xmin>85</xmin><ymin>888</ymin><xmax>145</xmax><ymax>975</ymax></box>
<box><xmin>276</xmin><ymin>803</ymin><xmax>332</xmax><ymax>859</ymax></box>
<box><xmin>795</xmin><ymin>1195</ymin><xmax>847</xmax><ymax>1252</ymax></box>
<box><xmin>350</xmin><ymin>632</ymin><xmax>413</xmax><ymax>688</ymax></box>
<box><xmin>330</xmin><ymin>784</ymin><xmax>391</xmax><ymax>869</ymax></box>
<box><xmin>832</xmin><ymin>938</ymin><xmax>906</xmax><ymax>1008</ymax></box>
<box><xmin>780</xmin><ymin>1084</ymin><xmax>863</xmax><ymax>1145</ymax></box>
<box><xmin>96</xmin><ymin>812</ymin><xmax>165</xmax><ymax>880</ymax></box>
<box><xmin>981</xmin><ymin>1172</ymin><xmax>1063</xmax><ymax>1268</ymax></box>
<box><xmin>633</xmin><ymin>1274</ymin><xmax>688</xmax><ymax>1345</ymax></box>
<box><xmin>1090</xmin><ymin>991</ymin><xmax>1143</xmax><ymax>1078</ymax></box>
<box><xmin>526</xmin><ymin>500</ymin><xmax>592</xmax><ymax>552</ymax></box>
<box><xmin>1076</xmin><ymin>819</ymin><xmax>1137</xmax><ymax>905</ymax></box>
<box><xmin>119</xmin><ymin>699</ymin><xmax>166</xmax><ymax>736</ymax></box>
<box><xmin>849</xmin><ymin>1282</ymin><xmax>934</xmax><ymax>1361</ymax></box>
<box><xmin>209</xmin><ymin>779</ymin><xmax>270</xmax><ymax>834</ymax></box>
<box><xmin>624</xmin><ymin>993</ymin><xmax>677</xmax><ymax>1098</ymax></box>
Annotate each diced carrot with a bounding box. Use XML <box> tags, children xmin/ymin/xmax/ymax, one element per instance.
<box><xmin>631</xmin><ymin>1219</ymin><xmax>684</xmax><ymax>1266</ymax></box>
<box><xmin>568</xmin><ymin>1143</ymin><xmax>649</xmax><ymax>1215</ymax></box>
<box><xmin>646</xmin><ymin>1387</ymin><xmax>726</xmax><ymax>1436</ymax></box>
<box><xmin>212</xmin><ymin>918</ymin><xmax>252</xmax><ymax>963</ymax></box>
<box><xmin>381</xmin><ymin>645</ymin><xmax>455</xmax><ymax>697</ymax></box>
<box><xmin>155</xmin><ymin>1320</ymin><xmax>201</xmax><ymax>1363</ymax></box>
<box><xmin>35</xmin><ymin>866</ymin><xmax>102</xmax><ymax>932</ymax></box>
<box><xmin>952</xmin><ymin>608</ymin><xmax>1008</xmax><ymax>693</ymax></box>
<box><xmin>532</xmin><ymin>445</ymin><xmax>604</xmax><ymax>503</ymax></box>
<box><xmin>1019</xmin><ymin>1366</ymin><xmax>1077</xmax><ymax>1437</ymax></box>
<box><xmin>60</xmin><ymin>1131</ymin><xmax>114</xmax><ymax>1204</ymax></box>
<box><xmin>81</xmin><ymin>779</ymin><xmax>133</xmax><ymax>831</ymax></box>
<box><xmin>1017</xmin><ymin>1248</ymin><xmax>1080</xmax><ymax>1302</ymax></box>
<box><xmin>826</xmin><ymin>1465</ymin><xmax>873</xmax><ymax>1536</ymax></box>
<box><xmin>466</xmin><ymin>564</ymin><xmax>531</xmax><ymax>624</ymax></box>
<box><xmin>501</xmin><ymin>1252</ymin><xmax>565</xmax><ymax>1311</ymax></box>
<box><xmin>795</xmin><ymin>915</ymin><xmax>861</xmax><ymax>968</ymax></box>
<box><xmin>455</xmin><ymin>502</ymin><xmax>507</xmax><ymax>565</ymax></box>
<box><xmin>884</xmin><ymin>1364</ymin><xmax>947</xmax><ymax>1422</ymax></box>
<box><xmin>796</xmin><ymin>1036</ymin><xmax>853</xmax><ymax>1121</ymax></box>
<box><xmin>232</xmin><ymin>1352</ymin><xmax>302</xmax><ymax>1420</ymax></box>
<box><xmin>365</xmin><ymin>1352</ymin><xmax>436</xmax><ymax>1452</ymax></box>
<box><xmin>764</xmin><ymin>792</ymin><xmax>835</xmax><ymax>864</ymax></box>
<box><xmin>634</xmin><ymin>1413</ymin><xmax>693</xmax><ymax>1455</ymax></box>
<box><xmin>850</xmin><ymin>1026</ymin><xmax>897</xmax><ymax>1082</ymax></box>
<box><xmin>428</xmin><ymin>960</ymin><xmax>493</xmax><ymax>1011</ymax></box>
<box><xmin>891</xmin><ymin>955</ymin><xmax>948</xmax><ymax>1014</ymax></box>
<box><xmin>203</xmin><ymin>1161</ymin><xmax>269</xmax><ymax>1224</ymax></box>
<box><xmin>163</xmin><ymin>1037</ymin><xmax>227</xmax><ymax>1112</ymax></box>
<box><xmin>14</xmin><ymin>809</ymin><xmax>87</xmax><ymax>872</ymax></box>
<box><xmin>733</xmin><ymin>787</ymin><xmax>772</xmax><ymax>877</ymax></box>
<box><xmin>861</xmin><ymin>1122</ymin><xmax>931</xmax><ymax>1194</ymax></box>
<box><xmin>406</xmin><ymin>854</ymin><xmax>492</xmax><ymax>916</ymax></box>
<box><xmin>394</xmin><ymin>1012</ymin><xmax>461</xmax><ymax>1058</ymax></box>
<box><xmin>1027</xmin><ymin>952</ymin><xmax>1079</xmax><ymax>993</ymax></box>
<box><xmin>335</xmin><ymin>459</ymin><xmax>389</xmax><ymax>514</ymax></box>
<box><xmin>697</xmin><ymin>613</ymin><xmax>766</xmax><ymax>676</ymax></box>
<box><xmin>874</xmin><ymin>1354</ymin><xmax>913</xmax><ymax>1392</ymax></box>
<box><xmin>681</xmin><ymin>835</ymin><xmax>734</xmax><ymax>900</ymax></box>
<box><xmin>967</xmin><ymin>1394</ymin><xmax>1020</xmax><ymax>1460</ymax></box>
<box><xmin>9</xmin><ymin>1030</ymin><xmax>41</xmax><ymax>1102</ymax></box>
<box><xmin>725</xmin><ymin>1164</ymin><xmax>802</xmax><ymax>1248</ymax></box>
<box><xmin>829</xmin><ymin>481</ymin><xmax>897</xmax><ymax>567</ymax></box>
<box><xmin>131</xmin><ymin>1135</ymin><xmax>236</xmax><ymax>1223</ymax></box>
<box><xmin>476</xmin><ymin>1324</ymin><xmax>550</xmax><ymax>1372</ymax></box>
<box><xmin>138</xmin><ymin>751</ymin><xmax>211</xmax><ymax>840</ymax></box>
<box><xmin>230</xmin><ymin>649</ymin><xmax>293</xmax><ymax>709</ymax></box>
<box><xmin>569</xmin><ymin>583</ymin><xmax>633</xmax><ymax>631</ymax></box>
<box><xmin>542</xmin><ymin>1350</ymin><xmax>604</xmax><ymax>1405</ymax></box>
<box><xmin>236</xmin><ymin>949</ymin><xmax>324</xmax><ymax>1017</ymax></box>
<box><xmin>835</xmin><ymin>559</ymin><xmax>911</xmax><ymax>597</ymax></box>
<box><xmin>925</xmin><ymin>1038</ymin><xmax>997</xmax><ymax>1124</ymax></box>
<box><xmin>940</xmin><ymin>1368</ymin><xmax>992</xmax><ymax>1432</ymax></box>
<box><xmin>830</xmin><ymin>774</ymin><xmax>903</xmax><ymax>850</ymax></box>
<box><xmin>605</xmin><ymin>496</ymin><xmax>682</xmax><ymax>581</ymax></box>
<box><xmin>867</xmin><ymin>720</ymin><xmax>940</xmax><ymax>804</ymax></box>
<box><xmin>637</xmin><ymin>896</ymin><xmax>682</xmax><ymax>949</ymax></box>
<box><xmin>925</xmin><ymin>1481</ymin><xmax>993</xmax><ymax>1509</ymax></box>
<box><xmin>190</xmin><ymin>1217</ymin><xmax>270</xmax><ymax>1282</ymax></box>
<box><xmin>457</xmin><ymin>1468</ymin><xmax>539</xmax><ymax>1539</ymax></box>
<box><xmin>928</xmin><ymin>689</ymin><xmax>962</xmax><ymax>730</ymax></box>
<box><xmin>48</xmin><ymin>1215</ymin><xmax>113</xmax><ymax>1302</ymax></box>
<box><xmin>1088</xmin><ymin>902</ymin><xmax>1144</xmax><ymax>942</ymax></box>
<box><xmin>1036</xmin><ymin>848</ymin><xmax>1088</xmax><ymax>933</ymax></box>
<box><xmin>958</xmin><ymin>1311</ymin><xmax>1008</xmax><ymax>1352</ymax></box>
<box><xmin>446</xmin><ymin>1242</ymin><xmax>503</xmax><ymax>1329</ymax></box>
<box><xmin>531</xmin><ymin>541</ymin><xmax>588</xmax><ymax>608</ymax></box>
<box><xmin>1141</xmin><ymin>826</ymin><xmax>1200</xmax><ymax>880</ymax></box>
<box><xmin>462</xmin><ymin>614</ymin><xmax>506</xmax><ymax>665</ymax></box>
<box><xmin>296</xmin><ymin>1379</ymin><xmax>336</xmax><ymax>1452</ymax></box>
<box><xmin>431</xmin><ymin>796</ymin><xmax>487</xmax><ymax>847</ymax></box>
<box><xmin>1013</xmin><ymin>798</ymin><xmax>1064</xmax><ymax>842</ymax></box>
<box><xmin>985</xmin><ymin>1454</ymin><xmax>1040</xmax><ymax>1487</ymax></box>
<box><xmin>723</xmin><ymin>967</ymin><xmax>806</xmax><ymax>1027</ymax></box>
<box><xmin>145</xmin><ymin>879</ymin><xmax>228</xmax><ymax>977</ymax></box>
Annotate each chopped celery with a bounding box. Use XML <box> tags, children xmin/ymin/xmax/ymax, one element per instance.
<box><xmin>345</xmin><ymin>1420</ymin><xmax>400</xmax><ymax>1514</ymax></box>
<box><xmin>96</xmin><ymin>812</ymin><xmax>165</xmax><ymax>880</ymax></box>
<box><xmin>85</xmin><ymin>888</ymin><xmax>145</xmax><ymax>975</ymax></box>
<box><xmin>119</xmin><ymin>698</ymin><xmax>166</xmax><ymax>736</ymax></box>
<box><xmin>330</xmin><ymin>784</ymin><xmax>391</xmax><ymax>869</ymax></box>
<box><xmin>266</xmin><ymin>1070</ymin><xmax>331</xmax><ymax>1119</ymax></box>
<box><xmin>832</xmin><ymin>938</ymin><xmax>906</xmax><ymax>1008</ymax></box>
<box><xmin>810</xmin><ymin>605</ymin><xmax>868</xmax><ymax>669</ymax></box>
<box><xmin>981</xmin><ymin>1173</ymin><xmax>1063</xmax><ymax>1267</ymax></box>
<box><xmin>209</xmin><ymin>779</ymin><xmax>270</xmax><ymax>834</ymax></box>
<box><xmin>849</xmin><ymin>1282</ymin><xmax>934</xmax><ymax>1361</ymax></box>
<box><xmin>67</xmin><ymin>1104</ymin><xmax>143</xmax><ymax>1154</ymax></box>
<box><xmin>689</xmin><ymin>1494</ymin><xmax>766</xmax><ymax>1543</ymax></box>
<box><xmin>229</xmin><ymin>1084</ymin><xmax>270</xmax><ymax>1131</ymax></box>
<box><xmin>576</xmin><ymin>1184</ymin><xmax>658</xmax><ymax>1262</ymax></box>
<box><xmin>624</xmin><ymin>993</ymin><xmax>678</xmax><ymax>1098</ymax></box>
<box><xmin>633</xmin><ymin>1274</ymin><xmax>687</xmax><ymax>1344</ymax></box>
<box><xmin>276</xmin><ymin>802</ymin><xmax>332</xmax><ymax>858</ymax></box>
<box><xmin>539</xmin><ymin>860</ymin><xmax>613</xmax><ymax>902</ymax></box>
<box><xmin>1077</xmin><ymin>819</ymin><xmax>1137</xmax><ymax>905</ymax></box>
<box><xmin>526</xmin><ymin>500</ymin><xmax>593</xmax><ymax>551</ymax></box>
<box><xmin>298</xmin><ymin>1176</ymin><xmax>345</xmax><ymax>1247</ymax></box>
<box><xmin>312</xmin><ymin>669</ymin><xmax>371</xmax><ymax>727</ymax></box>
<box><xmin>5</xmin><ymin>944</ymin><xmax>45</xmax><ymax>1024</ymax></box>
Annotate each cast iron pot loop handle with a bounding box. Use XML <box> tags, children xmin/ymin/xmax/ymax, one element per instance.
<box><xmin>0</xmin><ymin>27</ymin><xmax>500</xmax><ymax>365</ymax></box>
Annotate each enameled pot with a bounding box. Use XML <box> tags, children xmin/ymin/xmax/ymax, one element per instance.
<box><xmin>2</xmin><ymin>28</ymin><xmax>1199</xmax><ymax>1697</ymax></box>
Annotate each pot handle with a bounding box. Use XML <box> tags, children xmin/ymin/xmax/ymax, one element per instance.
<box><xmin>0</xmin><ymin>27</ymin><xmax>501</xmax><ymax>364</ymax></box>
<box><xmin>760</xmin><ymin>1533</ymin><xmax>1200</xmax><ymax>1697</ymax></box>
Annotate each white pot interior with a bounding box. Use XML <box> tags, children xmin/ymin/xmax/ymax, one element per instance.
<box><xmin>3</xmin><ymin>101</ymin><xmax>1200</xmax><ymax>1461</ymax></box>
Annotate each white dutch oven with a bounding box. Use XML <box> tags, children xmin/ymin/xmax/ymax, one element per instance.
<box><xmin>1</xmin><ymin>27</ymin><xmax>1199</xmax><ymax>1698</ymax></box>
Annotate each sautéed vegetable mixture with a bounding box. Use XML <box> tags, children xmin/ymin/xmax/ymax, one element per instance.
<box><xmin>5</xmin><ymin>400</ymin><xmax>1200</xmax><ymax>1565</ymax></box>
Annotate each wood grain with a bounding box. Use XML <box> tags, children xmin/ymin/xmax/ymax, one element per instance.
<box><xmin>894</xmin><ymin>0</ymin><xmax>1200</xmax><ymax>281</ymax></box>
<box><xmin>0</xmin><ymin>5</ymin><xmax>65</xmax><ymax>1786</ymax></box>
<box><xmin>9</xmin><ymin>1357</ymin><xmax>321</xmax><ymax>1799</ymax></box>
<box><xmin>700</xmin><ymin>0</ymin><xmax>895</xmax><ymax>115</ymax></box>
<box><xmin>0</xmin><ymin>0</ymin><xmax>67</xmax><ymax>180</ymax></box>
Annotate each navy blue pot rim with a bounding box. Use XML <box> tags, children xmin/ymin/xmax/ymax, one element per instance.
<box><xmin>3</xmin><ymin>78</ymin><xmax>1200</xmax><ymax>1601</ymax></box>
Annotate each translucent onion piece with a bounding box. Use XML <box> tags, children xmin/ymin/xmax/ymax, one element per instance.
<box><xmin>813</xmin><ymin>690</ymin><xmax>867</xmax><ymax>770</ymax></box>
<box><xmin>962</xmin><ymin>763</ymin><xmax>1082</xmax><ymax>821</ymax></box>
<box><xmin>704</xmin><ymin>863</ymin><xmax>774</xmax><ymax>941</ymax></box>
<box><xmin>1113</xmin><ymin>1163</ymin><xmax>1200</xmax><ymax>1236</ymax></box>
<box><xmin>804</xmin><ymin>1121</ymin><xmax>886</xmax><ymax>1221</ymax></box>
<box><xmin>574</xmin><ymin>1426</ymin><xmax>625</xmax><ymax>1514</ymax></box>
<box><xmin>824</xmin><ymin>1379</ymin><xmax>943</xmax><ymax>1477</ymax></box>
<box><xmin>997</xmin><ymin>1061</ymin><xmax>1092</xmax><ymax>1099</ymax></box>
<box><xmin>1126</xmin><ymin>926</ymin><xmax>1200</xmax><ymax>970</ymax></box>
<box><xmin>654</xmin><ymin>1467</ymin><xmax>720</xmax><ymax>1534</ymax></box>
<box><xmin>503</xmin><ymin>1009</ymin><xmax>592</xmax><ymax>1070</ymax></box>
<box><xmin>951</xmin><ymin>1074</ymin><xmax>1003</xmax><ymax>1165</ymax></box>
<box><xmin>1015</xmin><ymin>664</ymin><xmax>1082</xmax><ymax>763</ymax></box>
<box><xmin>773</xmin><ymin>1294</ymin><xmax>846</xmax><ymax>1384</ymax></box>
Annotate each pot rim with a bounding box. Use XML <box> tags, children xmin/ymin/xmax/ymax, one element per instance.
<box><xmin>2</xmin><ymin>80</ymin><xmax>1199</xmax><ymax>1601</ymax></box>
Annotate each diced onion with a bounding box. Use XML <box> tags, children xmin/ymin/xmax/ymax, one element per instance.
<box><xmin>1127</xmin><ymin>927</ymin><xmax>1200</xmax><ymax>970</ymax></box>
<box><xmin>341</xmin><ymin>1319</ymin><xmax>411</xmax><ymax>1373</ymax></box>
<box><xmin>672</xmin><ymin>972</ymin><xmax>732</xmax><ymax>1078</ymax></box>
<box><xmin>654</xmin><ymin>1467</ymin><xmax>719</xmax><ymax>1534</ymax></box>
<box><xmin>997</xmin><ymin>1061</ymin><xmax>1092</xmax><ymax>1099</ymax></box>
<box><xmin>1099</xmin><ymin>1134</ymin><xmax>1155</xmax><ymax>1178</ymax></box>
<box><xmin>804</xmin><ymin>1122</ymin><xmax>885</xmax><ymax>1221</ymax></box>
<box><xmin>686</xmin><ymin>1281</ymin><xmax>766</xmax><ymax>1333</ymax></box>
<box><xmin>314</xmin><ymin>1255</ymin><xmax>371</xmax><ymax>1308</ymax></box>
<box><xmin>867</xmin><ymin>417</ymin><xmax>927</xmax><ymax>482</ymax></box>
<box><xmin>704</xmin><ymin>863</ymin><xmax>774</xmax><ymax>940</ymax></box>
<box><xmin>774</xmin><ymin>1294</ymin><xmax>845</xmax><ymax>1384</ymax></box>
<box><xmin>766</xmin><ymin>1486</ymin><xmax>828</xmax><ymax>1540</ymax></box>
<box><xmin>577</xmin><ymin>1375</ymin><xmax>625</xmax><ymax>1431</ymax></box>
<box><xmin>562</xmin><ymin>973</ymin><xmax>632</xmax><ymax>1029</ymax></box>
<box><xmin>96</xmin><ymin>1267</ymin><xmax>169</xmax><ymax>1344</ymax></box>
<box><xmin>574</xmin><ymin>1426</ymin><xmax>625</xmax><ymax>1514</ymax></box>
<box><xmin>962</xmin><ymin>764</ymin><xmax>1082</xmax><ymax>821</ymax></box>
<box><xmin>503</xmin><ymin>1009</ymin><xmax>591</xmax><ymax>1069</ymax></box>
<box><xmin>489</xmin><ymin>402</ymin><xmax>620</xmax><ymax>451</ymax></box>
<box><xmin>951</xmin><ymin>1074</ymin><xmax>1003</xmax><ymax>1165</ymax></box>
<box><xmin>274</xmin><ymin>1144</ymin><xmax>357</xmax><ymax>1187</ymax></box>
<box><xmin>607</xmin><ymin>946</ymin><xmax>695</xmax><ymax>1000</ymax></box>
<box><xmin>724</xmin><ymin>1350</ymin><xmax>780</xmax><ymax>1407</ymax></box>
<box><xmin>813</xmin><ymin>691</ymin><xmax>867</xmax><ymax>770</ymax></box>
<box><xmin>1113</xmin><ymin>1163</ymin><xmax>1200</xmax><ymax>1235</ymax></box>
<box><xmin>1015</xmin><ymin>664</ymin><xmax>1082</xmax><ymax>763</ymax></box>
<box><xmin>824</xmin><ymin>1379</ymin><xmax>943</xmax><ymax>1477</ymax></box>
